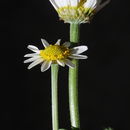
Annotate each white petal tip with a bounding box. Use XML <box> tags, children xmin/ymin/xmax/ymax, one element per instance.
<box><xmin>41</xmin><ymin>61</ymin><xmax>52</xmax><ymax>72</ymax></box>
<box><xmin>27</xmin><ymin>67</ymin><xmax>31</xmax><ymax>70</ymax></box>
<box><xmin>24</xmin><ymin>53</ymin><xmax>38</xmax><ymax>57</ymax></box>
<box><xmin>55</xmin><ymin>39</ymin><xmax>61</xmax><ymax>45</ymax></box>
<box><xmin>85</xmin><ymin>46</ymin><xmax>88</xmax><ymax>50</ymax></box>
<box><xmin>57</xmin><ymin>60</ymin><xmax>65</xmax><ymax>67</ymax></box>
<box><xmin>27</xmin><ymin>45</ymin><xmax>40</xmax><ymax>53</ymax></box>
<box><xmin>41</xmin><ymin>38</ymin><xmax>50</xmax><ymax>48</ymax></box>
<box><xmin>69</xmin><ymin>54</ymin><xmax>88</xmax><ymax>59</ymax></box>
<box><xmin>72</xmin><ymin>45</ymin><xmax>88</xmax><ymax>54</ymax></box>
<box><xmin>65</xmin><ymin>59</ymin><xmax>75</xmax><ymax>68</ymax></box>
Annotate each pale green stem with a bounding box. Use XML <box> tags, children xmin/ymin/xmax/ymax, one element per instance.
<box><xmin>51</xmin><ymin>64</ymin><xmax>59</xmax><ymax>130</ymax></box>
<box><xmin>69</xmin><ymin>23</ymin><xmax>80</xmax><ymax>130</ymax></box>
<box><xmin>70</xmin><ymin>23</ymin><xmax>80</xmax><ymax>43</ymax></box>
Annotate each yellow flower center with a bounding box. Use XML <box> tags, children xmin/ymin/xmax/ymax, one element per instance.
<box><xmin>40</xmin><ymin>45</ymin><xmax>71</xmax><ymax>61</ymax></box>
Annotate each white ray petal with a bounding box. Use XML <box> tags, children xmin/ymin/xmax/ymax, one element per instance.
<box><xmin>71</xmin><ymin>46</ymin><xmax>88</xmax><ymax>54</ymax></box>
<box><xmin>69</xmin><ymin>54</ymin><xmax>88</xmax><ymax>59</ymax></box>
<box><xmin>55</xmin><ymin>39</ymin><xmax>61</xmax><ymax>45</ymax></box>
<box><xmin>41</xmin><ymin>61</ymin><xmax>52</xmax><ymax>72</ymax></box>
<box><xmin>65</xmin><ymin>59</ymin><xmax>75</xmax><ymax>68</ymax></box>
<box><xmin>27</xmin><ymin>58</ymin><xmax>43</xmax><ymax>69</ymax></box>
<box><xmin>49</xmin><ymin>0</ymin><xmax>59</xmax><ymax>10</ymax></box>
<box><xmin>63</xmin><ymin>42</ymin><xmax>70</xmax><ymax>47</ymax></box>
<box><xmin>70</xmin><ymin>0</ymin><xmax>79</xmax><ymax>6</ymax></box>
<box><xmin>57</xmin><ymin>60</ymin><xmax>65</xmax><ymax>67</ymax></box>
<box><xmin>41</xmin><ymin>39</ymin><xmax>50</xmax><ymax>48</ymax></box>
<box><xmin>64</xmin><ymin>0</ymin><xmax>71</xmax><ymax>6</ymax></box>
<box><xmin>59</xmin><ymin>0</ymin><xmax>68</xmax><ymax>7</ymax></box>
<box><xmin>54</xmin><ymin>0</ymin><xmax>64</xmax><ymax>8</ymax></box>
<box><xmin>63</xmin><ymin>0</ymin><xmax>70</xmax><ymax>6</ymax></box>
<box><xmin>24</xmin><ymin>56</ymin><xmax>41</xmax><ymax>63</ymax></box>
<box><xmin>84</xmin><ymin>0</ymin><xmax>97</xmax><ymax>9</ymax></box>
<box><xmin>27</xmin><ymin>45</ymin><xmax>40</xmax><ymax>53</ymax></box>
<box><xmin>24</xmin><ymin>53</ymin><xmax>39</xmax><ymax>57</ymax></box>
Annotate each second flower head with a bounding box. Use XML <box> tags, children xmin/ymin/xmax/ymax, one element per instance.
<box><xmin>24</xmin><ymin>39</ymin><xmax>88</xmax><ymax>72</ymax></box>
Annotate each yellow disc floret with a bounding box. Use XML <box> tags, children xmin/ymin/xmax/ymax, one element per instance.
<box><xmin>40</xmin><ymin>45</ymin><xmax>71</xmax><ymax>61</ymax></box>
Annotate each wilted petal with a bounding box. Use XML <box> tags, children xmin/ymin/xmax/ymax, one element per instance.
<box><xmin>63</xmin><ymin>42</ymin><xmax>70</xmax><ymax>47</ymax></box>
<box><xmin>96</xmin><ymin>0</ymin><xmax>111</xmax><ymax>13</ymax></box>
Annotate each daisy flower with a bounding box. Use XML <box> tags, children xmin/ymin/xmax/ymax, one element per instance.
<box><xmin>24</xmin><ymin>39</ymin><xmax>88</xmax><ymax>72</ymax></box>
<box><xmin>49</xmin><ymin>0</ymin><xmax>110</xmax><ymax>23</ymax></box>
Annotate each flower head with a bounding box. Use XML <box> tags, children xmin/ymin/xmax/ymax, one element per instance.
<box><xmin>49</xmin><ymin>0</ymin><xmax>110</xmax><ymax>24</ymax></box>
<box><xmin>24</xmin><ymin>39</ymin><xmax>88</xmax><ymax>72</ymax></box>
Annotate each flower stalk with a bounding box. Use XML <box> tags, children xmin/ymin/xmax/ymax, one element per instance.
<box><xmin>70</xmin><ymin>24</ymin><xmax>80</xmax><ymax>43</ymax></box>
<box><xmin>69</xmin><ymin>23</ymin><xmax>80</xmax><ymax>130</ymax></box>
<box><xmin>51</xmin><ymin>64</ymin><xmax>59</xmax><ymax>130</ymax></box>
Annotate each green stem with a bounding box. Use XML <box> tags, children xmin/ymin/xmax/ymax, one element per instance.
<box><xmin>70</xmin><ymin>23</ymin><xmax>80</xmax><ymax>43</ymax></box>
<box><xmin>51</xmin><ymin>64</ymin><xmax>59</xmax><ymax>130</ymax></box>
<box><xmin>69</xmin><ymin>23</ymin><xmax>80</xmax><ymax>129</ymax></box>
